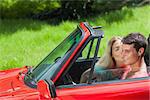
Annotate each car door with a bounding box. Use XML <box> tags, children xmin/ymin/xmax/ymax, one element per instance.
<box><xmin>55</xmin><ymin>77</ymin><xmax>149</xmax><ymax>100</ymax></box>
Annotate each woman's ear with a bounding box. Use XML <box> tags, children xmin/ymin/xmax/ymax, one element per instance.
<box><xmin>138</xmin><ymin>47</ymin><xmax>144</xmax><ymax>56</ymax></box>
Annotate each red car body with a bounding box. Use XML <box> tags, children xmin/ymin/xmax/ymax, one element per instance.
<box><xmin>0</xmin><ymin>67</ymin><xmax>39</xmax><ymax>99</ymax></box>
<box><xmin>0</xmin><ymin>22</ymin><xmax>149</xmax><ymax>100</ymax></box>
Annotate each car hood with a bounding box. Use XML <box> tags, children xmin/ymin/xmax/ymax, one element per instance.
<box><xmin>0</xmin><ymin>67</ymin><xmax>39</xmax><ymax>99</ymax></box>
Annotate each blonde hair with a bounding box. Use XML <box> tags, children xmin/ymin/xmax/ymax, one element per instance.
<box><xmin>96</xmin><ymin>36</ymin><xmax>122</xmax><ymax>69</ymax></box>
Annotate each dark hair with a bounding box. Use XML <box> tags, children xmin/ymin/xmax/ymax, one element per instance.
<box><xmin>122</xmin><ymin>33</ymin><xmax>148</xmax><ymax>56</ymax></box>
<box><xmin>144</xmin><ymin>34</ymin><xmax>150</xmax><ymax>66</ymax></box>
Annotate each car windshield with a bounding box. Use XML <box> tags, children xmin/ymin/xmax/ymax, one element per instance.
<box><xmin>28</xmin><ymin>28</ymin><xmax>82</xmax><ymax>82</ymax></box>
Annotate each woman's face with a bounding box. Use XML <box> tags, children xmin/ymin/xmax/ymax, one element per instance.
<box><xmin>112</xmin><ymin>39</ymin><xmax>124</xmax><ymax>66</ymax></box>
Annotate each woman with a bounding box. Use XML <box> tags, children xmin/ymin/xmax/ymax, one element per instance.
<box><xmin>80</xmin><ymin>36</ymin><xmax>126</xmax><ymax>83</ymax></box>
<box><xmin>96</xmin><ymin>36</ymin><xmax>125</xmax><ymax>69</ymax></box>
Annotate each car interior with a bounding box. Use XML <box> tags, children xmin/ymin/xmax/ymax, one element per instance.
<box><xmin>55</xmin><ymin>38</ymin><xmax>99</xmax><ymax>86</ymax></box>
<box><xmin>55</xmin><ymin>35</ymin><xmax>150</xmax><ymax>88</ymax></box>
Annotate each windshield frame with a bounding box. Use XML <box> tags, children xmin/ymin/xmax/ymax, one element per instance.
<box><xmin>24</xmin><ymin>26</ymin><xmax>84</xmax><ymax>88</ymax></box>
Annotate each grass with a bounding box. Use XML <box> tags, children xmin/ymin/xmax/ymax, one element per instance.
<box><xmin>0</xmin><ymin>6</ymin><xmax>150</xmax><ymax>70</ymax></box>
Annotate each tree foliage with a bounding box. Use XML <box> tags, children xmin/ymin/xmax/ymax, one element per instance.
<box><xmin>0</xmin><ymin>0</ymin><xmax>149</xmax><ymax>19</ymax></box>
<box><xmin>0</xmin><ymin>0</ymin><xmax>60</xmax><ymax>19</ymax></box>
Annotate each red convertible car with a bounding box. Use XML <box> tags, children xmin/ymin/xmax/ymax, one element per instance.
<box><xmin>0</xmin><ymin>22</ymin><xmax>149</xmax><ymax>100</ymax></box>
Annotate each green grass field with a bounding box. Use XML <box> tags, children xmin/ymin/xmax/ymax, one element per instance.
<box><xmin>0</xmin><ymin>6</ymin><xmax>149</xmax><ymax>70</ymax></box>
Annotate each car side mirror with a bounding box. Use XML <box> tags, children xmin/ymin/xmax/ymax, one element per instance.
<box><xmin>37</xmin><ymin>79</ymin><xmax>57</xmax><ymax>99</ymax></box>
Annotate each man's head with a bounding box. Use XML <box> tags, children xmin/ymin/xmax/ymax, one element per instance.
<box><xmin>122</xmin><ymin>33</ymin><xmax>148</xmax><ymax>65</ymax></box>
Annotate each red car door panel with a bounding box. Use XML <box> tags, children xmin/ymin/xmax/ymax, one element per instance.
<box><xmin>56</xmin><ymin>78</ymin><xmax>149</xmax><ymax>100</ymax></box>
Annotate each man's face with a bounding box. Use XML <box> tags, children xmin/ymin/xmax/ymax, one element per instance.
<box><xmin>122</xmin><ymin>44</ymin><xmax>139</xmax><ymax>65</ymax></box>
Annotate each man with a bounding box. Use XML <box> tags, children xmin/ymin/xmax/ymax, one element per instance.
<box><xmin>121</xmin><ymin>33</ymin><xmax>149</xmax><ymax>79</ymax></box>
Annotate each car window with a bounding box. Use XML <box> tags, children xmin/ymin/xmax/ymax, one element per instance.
<box><xmin>87</xmin><ymin>39</ymin><xmax>98</xmax><ymax>58</ymax></box>
<box><xmin>78</xmin><ymin>38</ymin><xmax>99</xmax><ymax>59</ymax></box>
<box><xmin>81</xmin><ymin>40</ymin><xmax>92</xmax><ymax>59</ymax></box>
